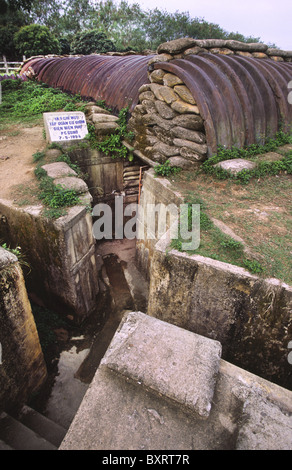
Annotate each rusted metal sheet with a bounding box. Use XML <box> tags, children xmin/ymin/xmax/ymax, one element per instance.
<box><xmin>21</xmin><ymin>53</ymin><xmax>292</xmax><ymax>155</ymax></box>
<box><xmin>154</xmin><ymin>55</ymin><xmax>292</xmax><ymax>155</ymax></box>
<box><xmin>21</xmin><ymin>55</ymin><xmax>152</xmax><ymax>113</ymax></box>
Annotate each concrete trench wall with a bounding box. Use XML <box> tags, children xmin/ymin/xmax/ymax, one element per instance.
<box><xmin>60</xmin><ymin>311</ymin><xmax>292</xmax><ymax>450</ymax></box>
<box><xmin>137</xmin><ymin>170</ymin><xmax>292</xmax><ymax>390</ymax></box>
<box><xmin>0</xmin><ymin>200</ymin><xmax>99</xmax><ymax>324</ymax></box>
<box><xmin>0</xmin><ymin>247</ymin><xmax>47</xmax><ymax>412</ymax></box>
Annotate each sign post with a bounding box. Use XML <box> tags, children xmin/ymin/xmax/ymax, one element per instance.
<box><xmin>43</xmin><ymin>111</ymin><xmax>88</xmax><ymax>144</ymax></box>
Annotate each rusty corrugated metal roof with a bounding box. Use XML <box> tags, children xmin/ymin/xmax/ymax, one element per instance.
<box><xmin>21</xmin><ymin>53</ymin><xmax>292</xmax><ymax>154</ymax></box>
<box><xmin>154</xmin><ymin>54</ymin><xmax>292</xmax><ymax>154</ymax></box>
<box><xmin>21</xmin><ymin>55</ymin><xmax>153</xmax><ymax>113</ymax></box>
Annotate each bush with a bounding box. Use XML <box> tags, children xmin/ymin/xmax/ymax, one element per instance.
<box><xmin>71</xmin><ymin>30</ymin><xmax>116</xmax><ymax>55</ymax></box>
<box><xmin>14</xmin><ymin>24</ymin><xmax>61</xmax><ymax>57</ymax></box>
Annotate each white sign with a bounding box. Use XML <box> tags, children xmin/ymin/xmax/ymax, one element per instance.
<box><xmin>43</xmin><ymin>111</ymin><xmax>88</xmax><ymax>143</ymax></box>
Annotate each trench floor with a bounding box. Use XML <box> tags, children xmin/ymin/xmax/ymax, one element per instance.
<box><xmin>30</xmin><ymin>238</ymin><xmax>149</xmax><ymax>430</ymax></box>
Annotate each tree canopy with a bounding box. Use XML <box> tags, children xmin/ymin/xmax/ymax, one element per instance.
<box><xmin>14</xmin><ymin>24</ymin><xmax>61</xmax><ymax>57</ymax></box>
<box><xmin>27</xmin><ymin>0</ymin><xmax>263</xmax><ymax>51</ymax></box>
<box><xmin>1</xmin><ymin>0</ymin><xmax>267</xmax><ymax>59</ymax></box>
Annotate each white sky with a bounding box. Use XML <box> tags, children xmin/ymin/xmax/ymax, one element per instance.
<box><xmin>127</xmin><ymin>0</ymin><xmax>292</xmax><ymax>50</ymax></box>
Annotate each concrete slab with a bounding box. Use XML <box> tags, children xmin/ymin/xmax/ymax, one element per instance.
<box><xmin>53</xmin><ymin>176</ymin><xmax>89</xmax><ymax>194</ymax></box>
<box><xmin>41</xmin><ymin>162</ymin><xmax>77</xmax><ymax>179</ymax></box>
<box><xmin>101</xmin><ymin>312</ymin><xmax>222</xmax><ymax>419</ymax></box>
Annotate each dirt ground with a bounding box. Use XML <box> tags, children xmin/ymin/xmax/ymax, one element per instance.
<box><xmin>0</xmin><ymin>124</ymin><xmax>45</xmax><ymax>201</ymax></box>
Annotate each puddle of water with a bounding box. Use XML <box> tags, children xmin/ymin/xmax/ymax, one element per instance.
<box><xmin>43</xmin><ymin>345</ymin><xmax>90</xmax><ymax>429</ymax></box>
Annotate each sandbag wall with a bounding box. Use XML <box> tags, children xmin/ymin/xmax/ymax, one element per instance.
<box><xmin>129</xmin><ymin>38</ymin><xmax>292</xmax><ymax>165</ymax></box>
<box><xmin>21</xmin><ymin>38</ymin><xmax>292</xmax><ymax>167</ymax></box>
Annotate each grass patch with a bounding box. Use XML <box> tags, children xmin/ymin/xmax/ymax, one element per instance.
<box><xmin>201</xmin><ymin>132</ymin><xmax>292</xmax><ymax>184</ymax></box>
<box><xmin>0</xmin><ymin>79</ymin><xmax>87</xmax><ymax>130</ymax></box>
<box><xmin>170</xmin><ymin>197</ymin><xmax>264</xmax><ymax>275</ymax></box>
<box><xmin>87</xmin><ymin>106</ymin><xmax>134</xmax><ymax>160</ymax></box>
<box><xmin>34</xmin><ymin>168</ymin><xmax>81</xmax><ymax>219</ymax></box>
<box><xmin>171</xmin><ymin>170</ymin><xmax>292</xmax><ymax>284</ymax></box>
<box><xmin>154</xmin><ymin>159</ymin><xmax>181</xmax><ymax>177</ymax></box>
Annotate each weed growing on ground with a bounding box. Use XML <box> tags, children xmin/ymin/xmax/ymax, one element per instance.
<box><xmin>87</xmin><ymin>106</ymin><xmax>134</xmax><ymax>160</ymax></box>
<box><xmin>0</xmin><ymin>79</ymin><xmax>86</xmax><ymax>129</ymax></box>
<box><xmin>0</xmin><ymin>242</ymin><xmax>30</xmax><ymax>270</ymax></box>
<box><xmin>202</xmin><ymin>132</ymin><xmax>292</xmax><ymax>183</ymax></box>
<box><xmin>170</xmin><ymin>196</ymin><xmax>265</xmax><ymax>276</ymax></box>
<box><xmin>154</xmin><ymin>160</ymin><xmax>181</xmax><ymax>177</ymax></box>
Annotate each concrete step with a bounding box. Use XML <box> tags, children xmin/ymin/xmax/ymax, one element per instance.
<box><xmin>17</xmin><ymin>405</ymin><xmax>67</xmax><ymax>447</ymax></box>
<box><xmin>0</xmin><ymin>412</ymin><xmax>57</xmax><ymax>450</ymax></box>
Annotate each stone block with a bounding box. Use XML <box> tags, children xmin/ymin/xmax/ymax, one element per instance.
<box><xmin>85</xmin><ymin>105</ymin><xmax>111</xmax><ymax>115</ymax></box>
<box><xmin>157</xmin><ymin>38</ymin><xmax>198</xmax><ymax>54</ymax></box>
<box><xmin>154</xmin><ymin>100</ymin><xmax>176</xmax><ymax>119</ymax></box>
<box><xmin>172</xmin><ymin>114</ymin><xmax>204</xmax><ymax>130</ymax></box>
<box><xmin>225</xmin><ymin>40</ymin><xmax>268</xmax><ymax>52</ymax></box>
<box><xmin>101</xmin><ymin>312</ymin><xmax>222</xmax><ymax>418</ymax></box>
<box><xmin>41</xmin><ymin>162</ymin><xmax>77</xmax><ymax>179</ymax></box>
<box><xmin>139</xmin><ymin>91</ymin><xmax>155</xmax><ymax>102</ymax></box>
<box><xmin>153</xmin><ymin>142</ymin><xmax>180</xmax><ymax>157</ymax></box>
<box><xmin>149</xmin><ymin>69</ymin><xmax>165</xmax><ymax>84</ymax></box>
<box><xmin>173</xmin><ymin>138</ymin><xmax>207</xmax><ymax>155</ymax></box>
<box><xmin>172</xmin><ymin>126</ymin><xmax>206</xmax><ymax>144</ymax></box>
<box><xmin>215</xmin><ymin>158</ymin><xmax>256</xmax><ymax>174</ymax></box>
<box><xmin>148</xmin><ymin>54</ymin><xmax>173</xmax><ymax>67</ymax></box>
<box><xmin>93</xmin><ymin>122</ymin><xmax>119</xmax><ymax>135</ymax></box>
<box><xmin>252</xmin><ymin>52</ymin><xmax>268</xmax><ymax>59</ymax></box>
<box><xmin>156</xmin><ymin>86</ymin><xmax>178</xmax><ymax>105</ymax></box>
<box><xmin>53</xmin><ymin>176</ymin><xmax>89</xmax><ymax>194</ymax></box>
<box><xmin>90</xmin><ymin>114</ymin><xmax>119</xmax><ymax>123</ymax></box>
<box><xmin>168</xmin><ymin>156</ymin><xmax>197</xmax><ymax>169</ymax></box>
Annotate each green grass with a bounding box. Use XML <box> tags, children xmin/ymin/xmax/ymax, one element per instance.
<box><xmin>0</xmin><ymin>79</ymin><xmax>86</xmax><ymax>130</ymax></box>
<box><xmin>201</xmin><ymin>132</ymin><xmax>292</xmax><ymax>184</ymax></box>
<box><xmin>171</xmin><ymin>173</ymin><xmax>292</xmax><ymax>284</ymax></box>
<box><xmin>87</xmin><ymin>106</ymin><xmax>134</xmax><ymax>160</ymax></box>
<box><xmin>171</xmin><ymin>198</ymin><xmax>264</xmax><ymax>274</ymax></box>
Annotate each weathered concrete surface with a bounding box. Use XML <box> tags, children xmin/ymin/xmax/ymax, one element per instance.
<box><xmin>102</xmin><ymin>311</ymin><xmax>222</xmax><ymax>418</ymax></box>
<box><xmin>0</xmin><ymin>247</ymin><xmax>47</xmax><ymax>412</ymax></box>
<box><xmin>147</xmin><ymin>235</ymin><xmax>292</xmax><ymax>390</ymax></box>
<box><xmin>0</xmin><ymin>200</ymin><xmax>99</xmax><ymax>323</ymax></box>
<box><xmin>136</xmin><ymin>169</ymin><xmax>183</xmax><ymax>277</ymax></box>
<box><xmin>60</xmin><ymin>312</ymin><xmax>292</xmax><ymax>450</ymax></box>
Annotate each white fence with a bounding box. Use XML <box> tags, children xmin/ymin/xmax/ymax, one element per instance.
<box><xmin>0</xmin><ymin>55</ymin><xmax>26</xmax><ymax>74</ymax></box>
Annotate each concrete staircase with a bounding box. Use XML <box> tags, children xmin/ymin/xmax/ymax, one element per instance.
<box><xmin>0</xmin><ymin>405</ymin><xmax>66</xmax><ymax>450</ymax></box>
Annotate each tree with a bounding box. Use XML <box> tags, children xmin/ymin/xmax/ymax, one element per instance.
<box><xmin>0</xmin><ymin>0</ymin><xmax>32</xmax><ymax>58</ymax></box>
<box><xmin>71</xmin><ymin>29</ymin><xmax>116</xmax><ymax>55</ymax></box>
<box><xmin>0</xmin><ymin>0</ymin><xmax>33</xmax><ymax>16</ymax></box>
<box><xmin>14</xmin><ymin>24</ymin><xmax>61</xmax><ymax>57</ymax></box>
<box><xmin>25</xmin><ymin>1</ymin><xmax>264</xmax><ymax>54</ymax></box>
<box><xmin>0</xmin><ymin>24</ymin><xmax>19</xmax><ymax>58</ymax></box>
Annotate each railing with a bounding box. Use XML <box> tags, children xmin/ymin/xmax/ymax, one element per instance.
<box><xmin>0</xmin><ymin>55</ymin><xmax>26</xmax><ymax>74</ymax></box>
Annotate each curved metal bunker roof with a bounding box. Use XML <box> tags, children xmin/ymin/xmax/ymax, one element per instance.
<box><xmin>21</xmin><ymin>54</ymin><xmax>153</xmax><ymax>114</ymax></box>
<box><xmin>22</xmin><ymin>53</ymin><xmax>292</xmax><ymax>155</ymax></box>
<box><xmin>154</xmin><ymin>53</ymin><xmax>292</xmax><ymax>155</ymax></box>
